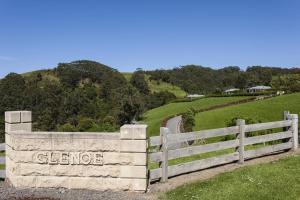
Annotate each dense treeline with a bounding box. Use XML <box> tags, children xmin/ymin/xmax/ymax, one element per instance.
<box><xmin>0</xmin><ymin>61</ymin><xmax>176</xmax><ymax>141</ymax></box>
<box><xmin>147</xmin><ymin>65</ymin><xmax>300</xmax><ymax>94</ymax></box>
<box><xmin>1</xmin><ymin>61</ymin><xmax>300</xmax><ymax>141</ymax></box>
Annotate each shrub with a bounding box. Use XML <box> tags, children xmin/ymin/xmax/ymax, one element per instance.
<box><xmin>182</xmin><ymin>110</ymin><xmax>195</xmax><ymax>132</ymax></box>
<box><xmin>58</xmin><ymin>123</ymin><xmax>77</xmax><ymax>132</ymax></box>
<box><xmin>225</xmin><ymin>116</ymin><xmax>268</xmax><ymax>140</ymax></box>
<box><xmin>77</xmin><ymin>117</ymin><xmax>95</xmax><ymax>131</ymax></box>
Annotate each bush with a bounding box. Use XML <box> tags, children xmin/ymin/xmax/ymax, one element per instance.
<box><xmin>58</xmin><ymin>123</ymin><xmax>77</xmax><ymax>132</ymax></box>
<box><xmin>77</xmin><ymin>117</ymin><xmax>95</xmax><ymax>131</ymax></box>
<box><xmin>182</xmin><ymin>110</ymin><xmax>195</xmax><ymax>132</ymax></box>
<box><xmin>225</xmin><ymin>116</ymin><xmax>269</xmax><ymax>140</ymax></box>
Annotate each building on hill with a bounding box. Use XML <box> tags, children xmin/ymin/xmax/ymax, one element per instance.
<box><xmin>186</xmin><ymin>94</ymin><xmax>205</xmax><ymax>99</ymax></box>
<box><xmin>224</xmin><ymin>88</ymin><xmax>240</xmax><ymax>95</ymax></box>
<box><xmin>247</xmin><ymin>85</ymin><xmax>272</xmax><ymax>93</ymax></box>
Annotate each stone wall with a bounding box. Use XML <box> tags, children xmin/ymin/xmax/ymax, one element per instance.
<box><xmin>5</xmin><ymin>111</ymin><xmax>148</xmax><ymax>191</ymax></box>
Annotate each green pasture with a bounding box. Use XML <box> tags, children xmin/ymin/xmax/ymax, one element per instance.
<box><xmin>143</xmin><ymin>96</ymin><xmax>250</xmax><ymax>136</ymax></box>
<box><xmin>194</xmin><ymin>93</ymin><xmax>300</xmax><ymax>131</ymax></box>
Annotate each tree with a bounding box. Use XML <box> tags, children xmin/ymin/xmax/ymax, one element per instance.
<box><xmin>130</xmin><ymin>71</ymin><xmax>150</xmax><ymax>95</ymax></box>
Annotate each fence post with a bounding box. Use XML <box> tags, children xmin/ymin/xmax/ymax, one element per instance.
<box><xmin>237</xmin><ymin>119</ymin><xmax>245</xmax><ymax>164</ymax></box>
<box><xmin>160</xmin><ymin>127</ymin><xmax>169</xmax><ymax>182</ymax></box>
<box><xmin>284</xmin><ymin>111</ymin><xmax>290</xmax><ymax>120</ymax></box>
<box><xmin>290</xmin><ymin>114</ymin><xmax>298</xmax><ymax>151</ymax></box>
<box><xmin>283</xmin><ymin>111</ymin><xmax>290</xmax><ymax>131</ymax></box>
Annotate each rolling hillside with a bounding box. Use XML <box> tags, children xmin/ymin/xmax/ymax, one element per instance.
<box><xmin>194</xmin><ymin>93</ymin><xmax>300</xmax><ymax>131</ymax></box>
<box><xmin>122</xmin><ymin>72</ymin><xmax>186</xmax><ymax>98</ymax></box>
<box><xmin>142</xmin><ymin>96</ymin><xmax>251</xmax><ymax>136</ymax></box>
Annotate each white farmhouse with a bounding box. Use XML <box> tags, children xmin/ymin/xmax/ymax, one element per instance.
<box><xmin>247</xmin><ymin>85</ymin><xmax>271</xmax><ymax>93</ymax></box>
<box><xmin>224</xmin><ymin>88</ymin><xmax>240</xmax><ymax>95</ymax></box>
<box><xmin>186</xmin><ymin>94</ymin><xmax>205</xmax><ymax>99</ymax></box>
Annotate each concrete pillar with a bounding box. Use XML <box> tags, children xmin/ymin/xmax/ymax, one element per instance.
<box><xmin>120</xmin><ymin>124</ymin><xmax>148</xmax><ymax>191</ymax></box>
<box><xmin>5</xmin><ymin>111</ymin><xmax>32</xmax><ymax>133</ymax></box>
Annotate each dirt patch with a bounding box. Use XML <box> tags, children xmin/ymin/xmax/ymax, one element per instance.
<box><xmin>0</xmin><ymin>182</ymin><xmax>152</xmax><ymax>200</ymax></box>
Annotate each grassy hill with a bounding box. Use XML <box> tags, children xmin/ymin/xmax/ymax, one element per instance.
<box><xmin>161</xmin><ymin>154</ymin><xmax>300</xmax><ymax>200</ymax></box>
<box><xmin>122</xmin><ymin>72</ymin><xmax>186</xmax><ymax>98</ymax></box>
<box><xmin>194</xmin><ymin>93</ymin><xmax>300</xmax><ymax>131</ymax></box>
<box><xmin>142</xmin><ymin>96</ymin><xmax>251</xmax><ymax>136</ymax></box>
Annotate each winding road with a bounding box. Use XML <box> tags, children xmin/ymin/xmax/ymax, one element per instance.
<box><xmin>166</xmin><ymin>116</ymin><xmax>182</xmax><ymax>149</ymax></box>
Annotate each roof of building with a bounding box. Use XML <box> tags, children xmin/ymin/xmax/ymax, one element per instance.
<box><xmin>225</xmin><ymin>88</ymin><xmax>240</xmax><ymax>93</ymax></box>
<box><xmin>248</xmin><ymin>86</ymin><xmax>272</xmax><ymax>90</ymax></box>
<box><xmin>186</xmin><ymin>94</ymin><xmax>205</xmax><ymax>98</ymax></box>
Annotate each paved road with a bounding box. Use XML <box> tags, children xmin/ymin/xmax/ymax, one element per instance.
<box><xmin>0</xmin><ymin>144</ymin><xmax>4</xmax><ymax>151</ymax></box>
<box><xmin>166</xmin><ymin>116</ymin><xmax>182</xmax><ymax>149</ymax></box>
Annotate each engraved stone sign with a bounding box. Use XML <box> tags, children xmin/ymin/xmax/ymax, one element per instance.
<box><xmin>36</xmin><ymin>152</ymin><xmax>103</xmax><ymax>165</ymax></box>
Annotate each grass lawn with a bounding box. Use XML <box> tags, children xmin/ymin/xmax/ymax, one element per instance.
<box><xmin>160</xmin><ymin>155</ymin><xmax>300</xmax><ymax>200</ymax></box>
<box><xmin>143</xmin><ymin>96</ymin><xmax>251</xmax><ymax>136</ymax></box>
<box><xmin>0</xmin><ymin>164</ymin><xmax>4</xmax><ymax>170</ymax></box>
<box><xmin>122</xmin><ymin>72</ymin><xmax>132</xmax><ymax>81</ymax></box>
<box><xmin>0</xmin><ymin>152</ymin><xmax>4</xmax><ymax>157</ymax></box>
<box><xmin>147</xmin><ymin>79</ymin><xmax>187</xmax><ymax>98</ymax></box>
<box><xmin>195</xmin><ymin>93</ymin><xmax>300</xmax><ymax>131</ymax></box>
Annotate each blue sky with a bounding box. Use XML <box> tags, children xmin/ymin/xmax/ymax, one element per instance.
<box><xmin>0</xmin><ymin>0</ymin><xmax>300</xmax><ymax>77</ymax></box>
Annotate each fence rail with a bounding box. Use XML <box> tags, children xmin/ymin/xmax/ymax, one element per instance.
<box><xmin>0</xmin><ymin>143</ymin><xmax>5</xmax><ymax>179</ymax></box>
<box><xmin>149</xmin><ymin>112</ymin><xmax>298</xmax><ymax>182</ymax></box>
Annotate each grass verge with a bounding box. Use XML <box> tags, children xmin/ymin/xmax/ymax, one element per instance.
<box><xmin>160</xmin><ymin>155</ymin><xmax>300</xmax><ymax>200</ymax></box>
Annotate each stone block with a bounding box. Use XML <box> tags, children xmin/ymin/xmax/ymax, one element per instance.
<box><xmin>68</xmin><ymin>177</ymin><xmax>121</xmax><ymax>190</ymax></box>
<box><xmin>49</xmin><ymin>165</ymin><xmax>120</xmax><ymax>177</ymax></box>
<box><xmin>17</xmin><ymin>163</ymin><xmax>50</xmax><ymax>176</ymax></box>
<box><xmin>120</xmin><ymin>140</ymin><xmax>147</xmax><ymax>153</ymax></box>
<box><xmin>84</xmin><ymin>165</ymin><xmax>120</xmax><ymax>177</ymax></box>
<box><xmin>84</xmin><ymin>139</ymin><xmax>120</xmax><ymax>152</ymax></box>
<box><xmin>5</xmin><ymin>111</ymin><xmax>21</xmax><ymax>123</ymax></box>
<box><xmin>21</xmin><ymin>111</ymin><xmax>32</xmax><ymax>123</ymax></box>
<box><xmin>9</xmin><ymin>175</ymin><xmax>37</xmax><ymax>188</ymax></box>
<box><xmin>103</xmin><ymin>152</ymin><xmax>147</xmax><ymax>165</ymax></box>
<box><xmin>36</xmin><ymin>176</ymin><xmax>69</xmax><ymax>188</ymax></box>
<box><xmin>12</xmin><ymin>138</ymin><xmax>51</xmax><ymax>151</ymax></box>
<box><xmin>120</xmin><ymin>166</ymin><xmax>147</xmax><ymax>178</ymax></box>
<box><xmin>5</xmin><ymin>133</ymin><xmax>12</xmax><ymax>147</ymax></box>
<box><xmin>120</xmin><ymin>124</ymin><xmax>147</xmax><ymax>140</ymax></box>
<box><xmin>5</xmin><ymin>123</ymin><xmax>32</xmax><ymax>132</ymax></box>
<box><xmin>6</xmin><ymin>147</ymin><xmax>39</xmax><ymax>164</ymax></box>
<box><xmin>119</xmin><ymin>178</ymin><xmax>147</xmax><ymax>191</ymax></box>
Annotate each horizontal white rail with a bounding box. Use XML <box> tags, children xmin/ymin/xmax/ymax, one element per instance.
<box><xmin>0</xmin><ymin>157</ymin><xmax>4</xmax><ymax>165</ymax></box>
<box><xmin>245</xmin><ymin>142</ymin><xmax>292</xmax><ymax>159</ymax></box>
<box><xmin>150</xmin><ymin>153</ymin><xmax>239</xmax><ymax>180</ymax></box>
<box><xmin>0</xmin><ymin>143</ymin><xmax>5</xmax><ymax>151</ymax></box>
<box><xmin>150</xmin><ymin>139</ymin><xmax>239</xmax><ymax>162</ymax></box>
<box><xmin>149</xmin><ymin>136</ymin><xmax>161</xmax><ymax>147</ymax></box>
<box><xmin>149</xmin><ymin>113</ymin><xmax>297</xmax><ymax>182</ymax></box>
<box><xmin>244</xmin><ymin>131</ymin><xmax>292</xmax><ymax>146</ymax></box>
<box><xmin>167</xmin><ymin>126</ymin><xmax>239</xmax><ymax>144</ymax></box>
<box><xmin>245</xmin><ymin>120</ymin><xmax>292</xmax><ymax>132</ymax></box>
<box><xmin>0</xmin><ymin>170</ymin><xmax>5</xmax><ymax>179</ymax></box>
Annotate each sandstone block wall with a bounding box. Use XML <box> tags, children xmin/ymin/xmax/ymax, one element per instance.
<box><xmin>5</xmin><ymin>111</ymin><xmax>148</xmax><ymax>191</ymax></box>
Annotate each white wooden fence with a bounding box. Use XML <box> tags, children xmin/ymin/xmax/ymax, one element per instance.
<box><xmin>0</xmin><ymin>143</ymin><xmax>5</xmax><ymax>179</ymax></box>
<box><xmin>148</xmin><ymin>112</ymin><xmax>298</xmax><ymax>182</ymax></box>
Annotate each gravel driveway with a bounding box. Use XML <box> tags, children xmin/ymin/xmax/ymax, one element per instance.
<box><xmin>0</xmin><ymin>181</ymin><xmax>152</xmax><ymax>200</ymax></box>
